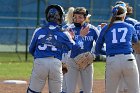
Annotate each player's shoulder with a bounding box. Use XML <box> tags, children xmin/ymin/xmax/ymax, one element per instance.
<box><xmin>88</xmin><ymin>24</ymin><xmax>100</xmax><ymax>34</ymax></box>
<box><xmin>125</xmin><ymin>17</ymin><xmax>138</xmax><ymax>26</ymax></box>
<box><xmin>33</xmin><ymin>27</ymin><xmax>42</xmax><ymax>35</ymax></box>
<box><xmin>134</xmin><ymin>22</ymin><xmax>140</xmax><ymax>30</ymax></box>
<box><xmin>135</xmin><ymin>22</ymin><xmax>140</xmax><ymax>26</ymax></box>
<box><xmin>120</xmin><ymin>22</ymin><xmax>136</xmax><ymax>31</ymax></box>
<box><xmin>125</xmin><ymin>17</ymin><xmax>137</xmax><ymax>23</ymax></box>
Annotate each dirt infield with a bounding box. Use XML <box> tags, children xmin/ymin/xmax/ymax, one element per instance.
<box><xmin>0</xmin><ymin>80</ymin><xmax>105</xmax><ymax>93</ymax></box>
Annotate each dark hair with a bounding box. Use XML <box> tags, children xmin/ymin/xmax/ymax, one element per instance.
<box><xmin>126</xmin><ymin>4</ymin><xmax>133</xmax><ymax>15</ymax></box>
<box><xmin>107</xmin><ymin>6</ymin><xmax>126</xmax><ymax>31</ymax></box>
<box><xmin>115</xmin><ymin>1</ymin><xmax>133</xmax><ymax>15</ymax></box>
<box><xmin>73</xmin><ymin>7</ymin><xmax>88</xmax><ymax>18</ymax></box>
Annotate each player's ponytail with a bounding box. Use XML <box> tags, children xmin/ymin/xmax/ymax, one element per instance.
<box><xmin>107</xmin><ymin>6</ymin><xmax>118</xmax><ymax>31</ymax></box>
<box><xmin>105</xmin><ymin>5</ymin><xmax>127</xmax><ymax>33</ymax></box>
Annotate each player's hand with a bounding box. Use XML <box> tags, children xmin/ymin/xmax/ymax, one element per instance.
<box><xmin>80</xmin><ymin>25</ymin><xmax>90</xmax><ymax>37</ymax></box>
<box><xmin>62</xmin><ymin>62</ymin><xmax>68</xmax><ymax>74</ymax></box>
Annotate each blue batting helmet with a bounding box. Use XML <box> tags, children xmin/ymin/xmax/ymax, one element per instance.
<box><xmin>45</xmin><ymin>4</ymin><xmax>65</xmax><ymax>25</ymax></box>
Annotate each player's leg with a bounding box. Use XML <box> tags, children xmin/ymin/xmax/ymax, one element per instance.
<box><xmin>135</xmin><ymin>54</ymin><xmax>140</xmax><ymax>85</ymax></box>
<box><xmin>61</xmin><ymin>53</ymin><xmax>69</xmax><ymax>93</ymax></box>
<box><xmin>27</xmin><ymin>58</ymin><xmax>48</xmax><ymax>93</ymax></box>
<box><xmin>65</xmin><ymin>58</ymin><xmax>79</xmax><ymax>93</ymax></box>
<box><xmin>80</xmin><ymin>64</ymin><xmax>93</xmax><ymax>93</ymax></box>
<box><xmin>117</xmin><ymin>76</ymin><xmax>124</xmax><ymax>93</ymax></box>
<box><xmin>123</xmin><ymin>54</ymin><xmax>139</xmax><ymax>93</ymax></box>
<box><xmin>61</xmin><ymin>74</ymin><xmax>67</xmax><ymax>93</ymax></box>
<box><xmin>48</xmin><ymin>58</ymin><xmax>63</xmax><ymax>93</ymax></box>
<box><xmin>105</xmin><ymin>56</ymin><xmax>121</xmax><ymax>93</ymax></box>
<box><xmin>117</xmin><ymin>75</ymin><xmax>128</xmax><ymax>93</ymax></box>
<box><xmin>77</xmin><ymin>72</ymin><xmax>83</xmax><ymax>93</ymax></box>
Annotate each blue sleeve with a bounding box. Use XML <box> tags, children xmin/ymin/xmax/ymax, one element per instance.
<box><xmin>134</xmin><ymin>23</ymin><xmax>140</xmax><ymax>40</ymax></box>
<box><xmin>61</xmin><ymin>31</ymin><xmax>80</xmax><ymax>53</ymax></box>
<box><xmin>62</xmin><ymin>40</ymin><xmax>80</xmax><ymax>54</ymax></box>
<box><xmin>61</xmin><ymin>41</ymin><xmax>73</xmax><ymax>53</ymax></box>
<box><xmin>95</xmin><ymin>28</ymin><xmax>106</xmax><ymax>55</ymax></box>
<box><xmin>90</xmin><ymin>25</ymin><xmax>100</xmax><ymax>41</ymax></box>
<box><xmin>29</xmin><ymin>30</ymin><xmax>38</xmax><ymax>56</ymax></box>
<box><xmin>94</xmin><ymin>29</ymin><xmax>99</xmax><ymax>41</ymax></box>
<box><xmin>132</xmin><ymin>26</ymin><xmax>138</xmax><ymax>43</ymax></box>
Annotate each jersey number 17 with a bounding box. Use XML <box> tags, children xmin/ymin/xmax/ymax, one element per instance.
<box><xmin>111</xmin><ymin>27</ymin><xmax>128</xmax><ymax>43</ymax></box>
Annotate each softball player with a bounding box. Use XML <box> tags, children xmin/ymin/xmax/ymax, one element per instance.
<box><xmin>62</xmin><ymin>7</ymin><xmax>85</xmax><ymax>93</ymax></box>
<box><xmin>95</xmin><ymin>5</ymin><xmax>139</xmax><ymax>93</ymax></box>
<box><xmin>134</xmin><ymin>22</ymin><xmax>140</xmax><ymax>85</ymax></box>
<box><xmin>115</xmin><ymin>1</ymin><xmax>139</xmax><ymax>93</ymax></box>
<box><xmin>65</xmin><ymin>7</ymin><xmax>99</xmax><ymax>93</ymax></box>
<box><xmin>26</xmin><ymin>4</ymin><xmax>79</xmax><ymax>93</ymax></box>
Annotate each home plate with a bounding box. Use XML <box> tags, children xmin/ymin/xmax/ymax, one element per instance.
<box><xmin>3</xmin><ymin>80</ymin><xmax>27</xmax><ymax>84</ymax></box>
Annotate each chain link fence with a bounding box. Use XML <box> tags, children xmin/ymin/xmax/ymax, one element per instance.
<box><xmin>0</xmin><ymin>0</ymin><xmax>139</xmax><ymax>62</ymax></box>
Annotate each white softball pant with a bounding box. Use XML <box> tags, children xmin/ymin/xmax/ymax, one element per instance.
<box><xmin>28</xmin><ymin>57</ymin><xmax>63</xmax><ymax>93</ymax></box>
<box><xmin>65</xmin><ymin>58</ymin><xmax>93</xmax><ymax>93</ymax></box>
<box><xmin>106</xmin><ymin>53</ymin><xmax>139</xmax><ymax>93</ymax></box>
<box><xmin>135</xmin><ymin>54</ymin><xmax>140</xmax><ymax>86</ymax></box>
<box><xmin>117</xmin><ymin>75</ymin><xmax>128</xmax><ymax>93</ymax></box>
<box><xmin>117</xmin><ymin>53</ymin><xmax>140</xmax><ymax>93</ymax></box>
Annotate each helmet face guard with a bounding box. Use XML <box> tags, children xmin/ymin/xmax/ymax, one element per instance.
<box><xmin>45</xmin><ymin>4</ymin><xmax>65</xmax><ymax>25</ymax></box>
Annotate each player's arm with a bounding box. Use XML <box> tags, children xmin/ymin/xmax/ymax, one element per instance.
<box><xmin>95</xmin><ymin>28</ymin><xmax>106</xmax><ymax>55</ymax></box>
<box><xmin>93</xmin><ymin>26</ymin><xmax>100</xmax><ymax>41</ymax></box>
<box><xmin>132</xmin><ymin>26</ymin><xmax>138</xmax><ymax>43</ymax></box>
<box><xmin>134</xmin><ymin>22</ymin><xmax>140</xmax><ymax>40</ymax></box>
<box><xmin>62</xmin><ymin>31</ymin><xmax>81</xmax><ymax>52</ymax></box>
<box><xmin>29</xmin><ymin>28</ymin><xmax>39</xmax><ymax>56</ymax></box>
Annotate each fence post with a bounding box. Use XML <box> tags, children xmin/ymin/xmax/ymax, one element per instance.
<box><xmin>37</xmin><ymin>0</ymin><xmax>40</xmax><ymax>27</ymax></box>
<box><xmin>25</xmin><ymin>28</ymin><xmax>29</xmax><ymax>62</ymax></box>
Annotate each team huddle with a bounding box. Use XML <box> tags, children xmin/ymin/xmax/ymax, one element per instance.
<box><xmin>26</xmin><ymin>1</ymin><xmax>140</xmax><ymax>93</ymax></box>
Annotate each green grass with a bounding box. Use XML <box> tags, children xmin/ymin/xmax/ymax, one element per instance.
<box><xmin>0</xmin><ymin>52</ymin><xmax>106</xmax><ymax>80</ymax></box>
<box><xmin>0</xmin><ymin>61</ymin><xmax>106</xmax><ymax>80</ymax></box>
<box><xmin>0</xmin><ymin>62</ymin><xmax>33</xmax><ymax>79</ymax></box>
<box><xmin>0</xmin><ymin>52</ymin><xmax>33</xmax><ymax>62</ymax></box>
<box><xmin>94</xmin><ymin>62</ymin><xmax>106</xmax><ymax>79</ymax></box>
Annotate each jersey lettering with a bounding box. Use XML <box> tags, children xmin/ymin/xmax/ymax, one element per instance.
<box><xmin>38</xmin><ymin>44</ymin><xmax>47</xmax><ymax>50</ymax></box>
<box><xmin>78</xmin><ymin>41</ymin><xmax>84</xmax><ymax>49</ymax></box>
<box><xmin>38</xmin><ymin>35</ymin><xmax>57</xmax><ymax>51</ymax></box>
<box><xmin>111</xmin><ymin>28</ymin><xmax>128</xmax><ymax>43</ymax></box>
<box><xmin>38</xmin><ymin>35</ymin><xmax>47</xmax><ymax>50</ymax></box>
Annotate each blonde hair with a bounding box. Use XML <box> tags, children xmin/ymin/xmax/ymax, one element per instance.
<box><xmin>65</xmin><ymin>7</ymin><xmax>75</xmax><ymax>24</ymax></box>
<box><xmin>85</xmin><ymin>14</ymin><xmax>91</xmax><ymax>23</ymax></box>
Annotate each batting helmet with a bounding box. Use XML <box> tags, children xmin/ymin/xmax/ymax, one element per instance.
<box><xmin>45</xmin><ymin>4</ymin><xmax>65</xmax><ymax>25</ymax></box>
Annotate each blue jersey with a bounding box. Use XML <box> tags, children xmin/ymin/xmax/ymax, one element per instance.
<box><xmin>66</xmin><ymin>23</ymin><xmax>99</xmax><ymax>58</ymax></box>
<box><xmin>29</xmin><ymin>22</ymin><xmax>76</xmax><ymax>60</ymax></box>
<box><xmin>95</xmin><ymin>21</ymin><xmax>138</xmax><ymax>56</ymax></box>
<box><xmin>125</xmin><ymin>17</ymin><xmax>138</xmax><ymax>26</ymax></box>
<box><xmin>135</xmin><ymin>22</ymin><xmax>140</xmax><ymax>40</ymax></box>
